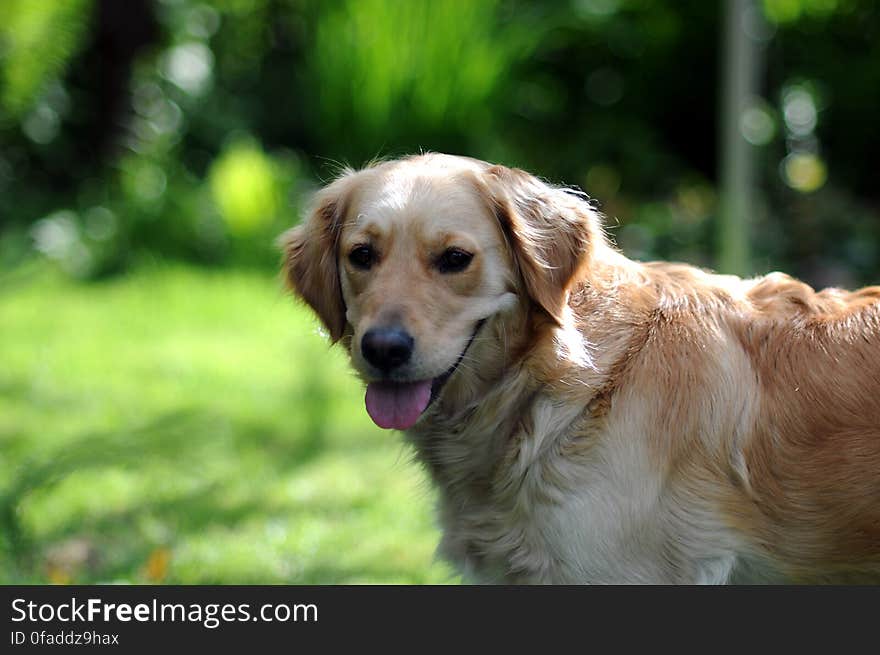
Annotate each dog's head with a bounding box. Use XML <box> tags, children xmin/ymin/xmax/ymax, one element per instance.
<box><xmin>280</xmin><ymin>153</ymin><xmax>603</xmax><ymax>430</ymax></box>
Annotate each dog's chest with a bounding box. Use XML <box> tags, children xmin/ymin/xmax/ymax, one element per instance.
<box><xmin>411</xmin><ymin>394</ymin><xmax>687</xmax><ymax>583</ymax></box>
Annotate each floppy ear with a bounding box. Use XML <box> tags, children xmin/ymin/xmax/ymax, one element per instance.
<box><xmin>279</xmin><ymin>176</ymin><xmax>355</xmax><ymax>343</ymax></box>
<box><xmin>478</xmin><ymin>164</ymin><xmax>604</xmax><ymax>325</ymax></box>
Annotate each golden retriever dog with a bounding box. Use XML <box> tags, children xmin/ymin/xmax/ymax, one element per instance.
<box><xmin>280</xmin><ymin>153</ymin><xmax>880</xmax><ymax>584</ymax></box>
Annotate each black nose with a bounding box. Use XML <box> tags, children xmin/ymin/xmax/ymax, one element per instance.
<box><xmin>361</xmin><ymin>327</ymin><xmax>414</xmax><ymax>372</ymax></box>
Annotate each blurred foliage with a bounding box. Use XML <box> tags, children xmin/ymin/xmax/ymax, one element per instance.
<box><xmin>209</xmin><ymin>137</ymin><xmax>281</xmax><ymax>238</ymax></box>
<box><xmin>0</xmin><ymin>0</ymin><xmax>93</xmax><ymax>118</ymax></box>
<box><xmin>763</xmin><ymin>0</ymin><xmax>847</xmax><ymax>23</ymax></box>
<box><xmin>305</xmin><ymin>0</ymin><xmax>539</xmax><ymax>160</ymax></box>
<box><xmin>0</xmin><ymin>0</ymin><xmax>878</xmax><ymax>286</ymax></box>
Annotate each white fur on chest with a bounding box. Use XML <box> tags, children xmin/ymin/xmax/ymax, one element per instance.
<box><xmin>423</xmin><ymin>393</ymin><xmax>743</xmax><ymax>584</ymax></box>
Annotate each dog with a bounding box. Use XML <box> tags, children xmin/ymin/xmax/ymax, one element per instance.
<box><xmin>280</xmin><ymin>153</ymin><xmax>880</xmax><ymax>584</ymax></box>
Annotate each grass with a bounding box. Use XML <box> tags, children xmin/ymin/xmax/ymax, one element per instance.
<box><xmin>0</xmin><ymin>262</ymin><xmax>457</xmax><ymax>584</ymax></box>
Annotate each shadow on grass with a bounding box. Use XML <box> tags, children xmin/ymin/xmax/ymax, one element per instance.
<box><xmin>0</xmin><ymin>404</ymin><xmax>343</xmax><ymax>583</ymax></box>
<box><xmin>39</xmin><ymin>485</ymin><xmax>283</xmax><ymax>584</ymax></box>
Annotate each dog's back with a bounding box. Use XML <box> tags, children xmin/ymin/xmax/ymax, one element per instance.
<box><xmin>729</xmin><ymin>273</ymin><xmax>880</xmax><ymax>580</ymax></box>
<box><xmin>585</xmin><ymin>262</ymin><xmax>880</xmax><ymax>582</ymax></box>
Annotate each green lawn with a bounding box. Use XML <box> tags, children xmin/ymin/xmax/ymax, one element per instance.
<box><xmin>0</xmin><ymin>262</ymin><xmax>457</xmax><ymax>584</ymax></box>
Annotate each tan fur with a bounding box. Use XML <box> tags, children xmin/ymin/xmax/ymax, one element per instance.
<box><xmin>282</xmin><ymin>153</ymin><xmax>880</xmax><ymax>584</ymax></box>
<box><xmin>279</xmin><ymin>172</ymin><xmax>359</xmax><ymax>342</ymax></box>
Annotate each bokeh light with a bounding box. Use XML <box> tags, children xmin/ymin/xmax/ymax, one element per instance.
<box><xmin>209</xmin><ymin>137</ymin><xmax>280</xmax><ymax>238</ymax></box>
<box><xmin>781</xmin><ymin>151</ymin><xmax>827</xmax><ymax>192</ymax></box>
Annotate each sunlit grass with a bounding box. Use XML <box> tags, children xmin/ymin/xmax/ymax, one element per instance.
<box><xmin>0</xmin><ymin>263</ymin><xmax>457</xmax><ymax>584</ymax></box>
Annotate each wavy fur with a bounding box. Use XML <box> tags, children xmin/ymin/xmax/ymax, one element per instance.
<box><xmin>282</xmin><ymin>153</ymin><xmax>880</xmax><ymax>583</ymax></box>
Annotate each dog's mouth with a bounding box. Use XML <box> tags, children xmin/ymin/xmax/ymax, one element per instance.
<box><xmin>364</xmin><ymin>320</ymin><xmax>485</xmax><ymax>431</ymax></box>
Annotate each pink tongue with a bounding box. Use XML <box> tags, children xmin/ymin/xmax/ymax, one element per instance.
<box><xmin>365</xmin><ymin>380</ymin><xmax>433</xmax><ymax>430</ymax></box>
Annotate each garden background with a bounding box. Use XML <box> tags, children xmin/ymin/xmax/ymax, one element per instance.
<box><xmin>1</xmin><ymin>0</ymin><xmax>878</xmax><ymax>583</ymax></box>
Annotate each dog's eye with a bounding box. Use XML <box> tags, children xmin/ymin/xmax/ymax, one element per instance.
<box><xmin>348</xmin><ymin>245</ymin><xmax>374</xmax><ymax>270</ymax></box>
<box><xmin>436</xmin><ymin>248</ymin><xmax>473</xmax><ymax>274</ymax></box>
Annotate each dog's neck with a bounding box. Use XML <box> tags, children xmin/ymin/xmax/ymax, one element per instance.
<box><xmin>403</xmin><ymin>304</ymin><xmax>543</xmax><ymax>500</ymax></box>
